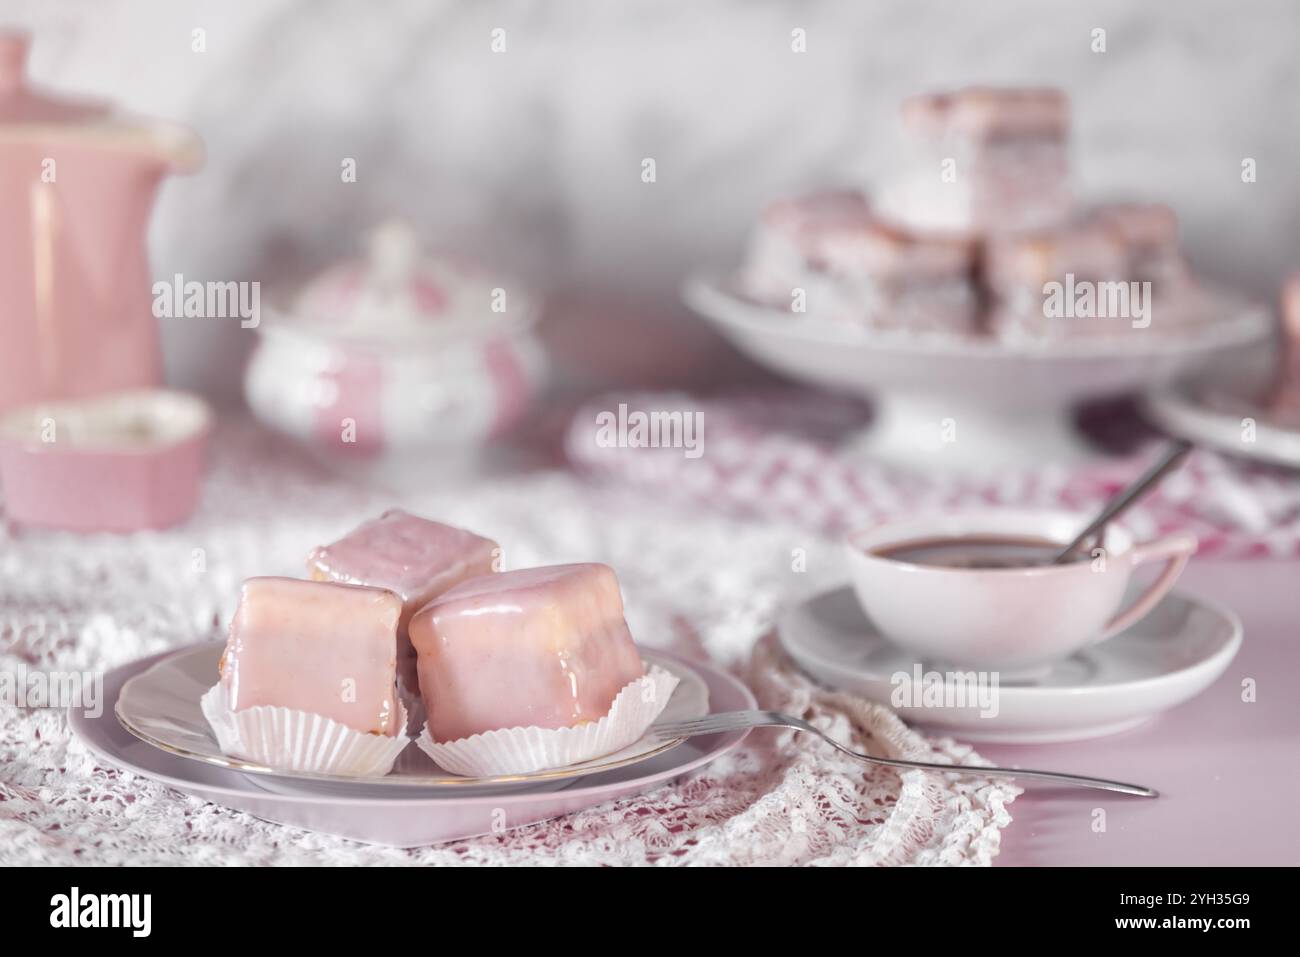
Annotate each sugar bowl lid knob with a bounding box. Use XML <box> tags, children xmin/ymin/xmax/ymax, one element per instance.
<box><xmin>365</xmin><ymin>219</ymin><xmax>424</xmax><ymax>288</ymax></box>
<box><xmin>0</xmin><ymin>32</ymin><xmax>30</xmax><ymax>95</ymax></box>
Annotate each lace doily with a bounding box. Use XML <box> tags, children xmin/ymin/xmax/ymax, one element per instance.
<box><xmin>0</xmin><ymin>421</ymin><xmax>1017</xmax><ymax>865</ymax></box>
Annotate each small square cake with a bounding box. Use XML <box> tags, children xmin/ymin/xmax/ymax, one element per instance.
<box><xmin>901</xmin><ymin>86</ymin><xmax>1070</xmax><ymax>142</ymax></box>
<box><xmin>409</xmin><ymin>563</ymin><xmax>646</xmax><ymax>742</ymax></box>
<box><xmin>818</xmin><ymin>216</ymin><xmax>979</xmax><ymax>335</ymax></box>
<box><xmin>1088</xmin><ymin>202</ymin><xmax>1186</xmax><ymax>287</ymax></box>
<box><xmin>983</xmin><ymin>207</ymin><xmax>1205</xmax><ymax>342</ymax></box>
<box><xmin>740</xmin><ymin>189</ymin><xmax>872</xmax><ymax>309</ymax></box>
<box><xmin>306</xmin><ymin>510</ymin><xmax>499</xmax><ymax>687</ymax></box>
<box><xmin>219</xmin><ymin>577</ymin><xmax>402</xmax><ymax>736</ymax></box>
<box><xmin>983</xmin><ymin>221</ymin><xmax>1131</xmax><ymax>341</ymax></box>
<box><xmin>307</xmin><ymin>510</ymin><xmax>499</xmax><ymax>625</ymax></box>
<box><xmin>881</xmin><ymin>86</ymin><xmax>1073</xmax><ymax>235</ymax></box>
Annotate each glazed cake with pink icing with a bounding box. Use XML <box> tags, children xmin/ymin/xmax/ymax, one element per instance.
<box><xmin>218</xmin><ymin>577</ymin><xmax>403</xmax><ymax>736</ymax></box>
<box><xmin>740</xmin><ymin>191</ymin><xmax>978</xmax><ymax>335</ymax></box>
<box><xmin>983</xmin><ymin>220</ymin><xmax>1130</xmax><ymax>341</ymax></box>
<box><xmin>307</xmin><ymin>509</ymin><xmax>499</xmax><ymax>687</ymax></box>
<box><xmin>307</xmin><ymin>509</ymin><xmax>498</xmax><ymax>630</ymax></box>
<box><xmin>740</xmin><ymin>189</ymin><xmax>871</xmax><ymax>307</ymax></box>
<box><xmin>818</xmin><ymin>216</ymin><xmax>979</xmax><ymax>335</ymax></box>
<box><xmin>736</xmin><ymin>87</ymin><xmax>1218</xmax><ymax>346</ymax></box>
<box><xmin>881</xmin><ymin>86</ymin><xmax>1073</xmax><ymax>235</ymax></box>
<box><xmin>409</xmin><ymin>563</ymin><xmax>646</xmax><ymax>742</ymax></box>
<box><xmin>983</xmin><ymin>203</ymin><xmax>1203</xmax><ymax>342</ymax></box>
<box><xmin>1088</xmin><ymin>202</ymin><xmax>1186</xmax><ymax>286</ymax></box>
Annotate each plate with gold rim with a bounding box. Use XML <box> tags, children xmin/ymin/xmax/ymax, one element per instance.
<box><xmin>115</xmin><ymin>642</ymin><xmax>708</xmax><ymax>793</ymax></box>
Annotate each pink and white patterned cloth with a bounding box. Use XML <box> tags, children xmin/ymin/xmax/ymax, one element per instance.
<box><xmin>566</xmin><ymin>390</ymin><xmax>1300</xmax><ymax>559</ymax></box>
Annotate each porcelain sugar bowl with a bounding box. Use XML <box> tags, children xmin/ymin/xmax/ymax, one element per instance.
<box><xmin>244</xmin><ymin>221</ymin><xmax>545</xmax><ymax>485</ymax></box>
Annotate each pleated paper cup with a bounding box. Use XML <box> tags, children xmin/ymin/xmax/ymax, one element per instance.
<box><xmin>201</xmin><ymin>684</ymin><xmax>409</xmax><ymax>777</ymax></box>
<box><xmin>417</xmin><ymin>665</ymin><xmax>679</xmax><ymax>777</ymax></box>
<box><xmin>397</xmin><ymin>667</ymin><xmax>427</xmax><ymax>737</ymax></box>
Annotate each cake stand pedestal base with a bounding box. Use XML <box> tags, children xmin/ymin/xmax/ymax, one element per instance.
<box><xmin>843</xmin><ymin>392</ymin><xmax>1100</xmax><ymax>472</ymax></box>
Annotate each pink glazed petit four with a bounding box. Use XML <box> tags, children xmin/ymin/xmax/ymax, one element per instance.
<box><xmin>219</xmin><ymin>577</ymin><xmax>403</xmax><ymax>736</ymax></box>
<box><xmin>901</xmin><ymin>86</ymin><xmax>1070</xmax><ymax>142</ymax></box>
<box><xmin>818</xmin><ymin>216</ymin><xmax>980</xmax><ymax>335</ymax></box>
<box><xmin>983</xmin><ymin>207</ymin><xmax>1204</xmax><ymax>342</ymax></box>
<box><xmin>306</xmin><ymin>509</ymin><xmax>500</xmax><ymax>685</ymax></box>
<box><xmin>982</xmin><ymin>221</ymin><xmax>1131</xmax><ymax>342</ymax></box>
<box><xmin>1088</xmin><ymin>202</ymin><xmax>1187</xmax><ymax>287</ymax></box>
<box><xmin>885</xmin><ymin>86</ymin><xmax>1073</xmax><ymax>235</ymax></box>
<box><xmin>740</xmin><ymin>189</ymin><xmax>872</xmax><ymax>307</ymax></box>
<box><xmin>409</xmin><ymin>563</ymin><xmax>646</xmax><ymax>742</ymax></box>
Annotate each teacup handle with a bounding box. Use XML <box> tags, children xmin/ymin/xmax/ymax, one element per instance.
<box><xmin>1098</xmin><ymin>532</ymin><xmax>1198</xmax><ymax>641</ymax></box>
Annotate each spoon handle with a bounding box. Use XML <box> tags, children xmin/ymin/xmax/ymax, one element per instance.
<box><xmin>1052</xmin><ymin>439</ymin><xmax>1194</xmax><ymax>564</ymax></box>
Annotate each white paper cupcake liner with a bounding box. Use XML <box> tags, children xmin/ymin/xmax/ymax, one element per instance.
<box><xmin>201</xmin><ymin>683</ymin><xmax>409</xmax><ymax>777</ymax></box>
<box><xmin>396</xmin><ymin>665</ymin><xmax>427</xmax><ymax>736</ymax></box>
<box><xmin>417</xmin><ymin>665</ymin><xmax>680</xmax><ymax>776</ymax></box>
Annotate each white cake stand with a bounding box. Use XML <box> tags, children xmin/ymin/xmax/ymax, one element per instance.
<box><xmin>683</xmin><ymin>274</ymin><xmax>1272</xmax><ymax>471</ymax></box>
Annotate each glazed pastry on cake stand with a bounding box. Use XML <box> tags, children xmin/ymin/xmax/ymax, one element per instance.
<box><xmin>685</xmin><ymin>87</ymin><xmax>1271</xmax><ymax>471</ymax></box>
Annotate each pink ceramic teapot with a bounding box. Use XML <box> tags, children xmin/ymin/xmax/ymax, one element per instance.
<box><xmin>0</xmin><ymin>31</ymin><xmax>203</xmax><ymax>413</ymax></box>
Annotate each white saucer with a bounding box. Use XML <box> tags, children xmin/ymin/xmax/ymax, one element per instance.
<box><xmin>777</xmin><ymin>585</ymin><xmax>1242</xmax><ymax>743</ymax></box>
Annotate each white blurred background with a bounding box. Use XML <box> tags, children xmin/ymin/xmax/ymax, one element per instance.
<box><xmin>8</xmin><ymin>0</ymin><xmax>1300</xmax><ymax>404</ymax></box>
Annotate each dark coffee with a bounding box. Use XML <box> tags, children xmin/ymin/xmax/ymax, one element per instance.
<box><xmin>872</xmin><ymin>534</ymin><xmax>1079</xmax><ymax>569</ymax></box>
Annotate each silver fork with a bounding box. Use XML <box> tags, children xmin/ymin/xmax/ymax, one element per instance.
<box><xmin>652</xmin><ymin>710</ymin><xmax>1157</xmax><ymax>797</ymax></box>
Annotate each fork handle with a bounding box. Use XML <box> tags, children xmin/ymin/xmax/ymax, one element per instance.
<box><xmin>657</xmin><ymin>712</ymin><xmax>1157</xmax><ymax>797</ymax></box>
<box><xmin>828</xmin><ymin>744</ymin><xmax>1157</xmax><ymax>797</ymax></box>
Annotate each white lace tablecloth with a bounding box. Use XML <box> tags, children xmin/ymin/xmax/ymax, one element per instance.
<box><xmin>0</xmin><ymin>421</ymin><xmax>1016</xmax><ymax>866</ymax></box>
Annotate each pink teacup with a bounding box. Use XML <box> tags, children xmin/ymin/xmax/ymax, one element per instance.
<box><xmin>844</xmin><ymin>509</ymin><xmax>1197</xmax><ymax>671</ymax></box>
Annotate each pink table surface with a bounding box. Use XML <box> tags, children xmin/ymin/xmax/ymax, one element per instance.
<box><xmin>983</xmin><ymin>558</ymin><xmax>1300</xmax><ymax>866</ymax></box>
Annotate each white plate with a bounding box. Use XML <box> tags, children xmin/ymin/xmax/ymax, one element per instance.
<box><xmin>1143</xmin><ymin>382</ymin><xmax>1300</xmax><ymax>470</ymax></box>
<box><xmin>78</xmin><ymin>645</ymin><xmax>753</xmax><ymax>846</ymax></box>
<box><xmin>116</xmin><ymin>643</ymin><xmax>708</xmax><ymax>791</ymax></box>
<box><xmin>777</xmin><ymin>585</ymin><xmax>1242</xmax><ymax>743</ymax></box>
<box><xmin>684</xmin><ymin>273</ymin><xmax>1271</xmax><ymax>470</ymax></box>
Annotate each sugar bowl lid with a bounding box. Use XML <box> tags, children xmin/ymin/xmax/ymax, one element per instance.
<box><xmin>287</xmin><ymin>219</ymin><xmax>534</xmax><ymax>345</ymax></box>
<box><xmin>0</xmin><ymin>31</ymin><xmax>202</xmax><ymax>170</ymax></box>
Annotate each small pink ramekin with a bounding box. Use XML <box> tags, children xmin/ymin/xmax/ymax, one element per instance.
<box><xmin>0</xmin><ymin>389</ymin><xmax>211</xmax><ymax>532</ymax></box>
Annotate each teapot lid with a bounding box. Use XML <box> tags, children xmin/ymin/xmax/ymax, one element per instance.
<box><xmin>0</xmin><ymin>31</ymin><xmax>202</xmax><ymax>171</ymax></box>
<box><xmin>287</xmin><ymin>220</ymin><xmax>533</xmax><ymax>345</ymax></box>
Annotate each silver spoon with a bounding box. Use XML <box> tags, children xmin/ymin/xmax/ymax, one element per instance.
<box><xmin>1051</xmin><ymin>439</ymin><xmax>1194</xmax><ymax>565</ymax></box>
